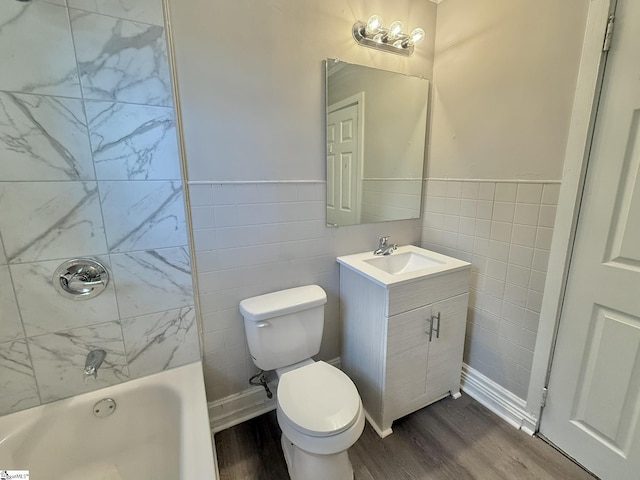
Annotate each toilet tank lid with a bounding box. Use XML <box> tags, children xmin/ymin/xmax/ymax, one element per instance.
<box><xmin>239</xmin><ymin>285</ymin><xmax>327</xmax><ymax>322</ymax></box>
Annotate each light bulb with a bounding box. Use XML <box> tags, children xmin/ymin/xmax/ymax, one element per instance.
<box><xmin>365</xmin><ymin>15</ymin><xmax>383</xmax><ymax>36</ymax></box>
<box><xmin>409</xmin><ymin>27</ymin><xmax>425</xmax><ymax>44</ymax></box>
<box><xmin>388</xmin><ymin>21</ymin><xmax>404</xmax><ymax>39</ymax></box>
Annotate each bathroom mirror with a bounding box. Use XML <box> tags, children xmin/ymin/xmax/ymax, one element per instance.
<box><xmin>325</xmin><ymin>59</ymin><xmax>429</xmax><ymax>227</ymax></box>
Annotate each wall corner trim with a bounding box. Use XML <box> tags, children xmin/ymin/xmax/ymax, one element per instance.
<box><xmin>461</xmin><ymin>363</ymin><xmax>538</xmax><ymax>435</ymax></box>
<box><xmin>208</xmin><ymin>357</ymin><xmax>341</xmax><ymax>433</ymax></box>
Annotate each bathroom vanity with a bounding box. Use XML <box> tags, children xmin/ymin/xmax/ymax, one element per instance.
<box><xmin>337</xmin><ymin>245</ymin><xmax>471</xmax><ymax>437</ymax></box>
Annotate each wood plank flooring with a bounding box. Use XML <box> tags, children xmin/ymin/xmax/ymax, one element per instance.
<box><xmin>214</xmin><ymin>394</ymin><xmax>596</xmax><ymax>480</ymax></box>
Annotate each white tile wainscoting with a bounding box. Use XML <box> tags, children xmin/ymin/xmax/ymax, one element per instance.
<box><xmin>188</xmin><ymin>180</ymin><xmax>422</xmax><ymax>403</ymax></box>
<box><xmin>421</xmin><ymin>179</ymin><xmax>559</xmax><ymax>400</ymax></box>
<box><xmin>192</xmin><ymin>178</ymin><xmax>558</xmax><ymax>410</ymax></box>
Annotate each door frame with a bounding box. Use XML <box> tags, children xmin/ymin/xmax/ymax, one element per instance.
<box><xmin>327</xmin><ymin>92</ymin><xmax>365</xmax><ymax>225</ymax></box>
<box><xmin>525</xmin><ymin>0</ymin><xmax>617</xmax><ymax>428</ymax></box>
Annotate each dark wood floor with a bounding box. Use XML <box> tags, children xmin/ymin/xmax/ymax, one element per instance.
<box><xmin>215</xmin><ymin>395</ymin><xmax>596</xmax><ymax>480</ymax></box>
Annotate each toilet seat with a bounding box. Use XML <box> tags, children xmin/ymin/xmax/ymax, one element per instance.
<box><xmin>277</xmin><ymin>361</ymin><xmax>361</xmax><ymax>437</ymax></box>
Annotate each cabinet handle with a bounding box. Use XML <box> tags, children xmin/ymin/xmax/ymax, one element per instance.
<box><xmin>427</xmin><ymin>315</ymin><xmax>434</xmax><ymax>341</ymax></box>
<box><xmin>431</xmin><ymin>312</ymin><xmax>441</xmax><ymax>340</ymax></box>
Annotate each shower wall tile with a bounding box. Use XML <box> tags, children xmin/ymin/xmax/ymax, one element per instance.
<box><xmin>28</xmin><ymin>322</ymin><xmax>128</xmax><ymax>403</ymax></box>
<box><xmin>0</xmin><ymin>266</ymin><xmax>24</xmax><ymax>342</ymax></box>
<box><xmin>0</xmin><ymin>93</ymin><xmax>94</xmax><ymax>181</ymax></box>
<box><xmin>68</xmin><ymin>0</ymin><xmax>165</xmax><ymax>26</ymax></box>
<box><xmin>70</xmin><ymin>11</ymin><xmax>172</xmax><ymax>107</ymax></box>
<box><xmin>0</xmin><ymin>181</ymin><xmax>107</xmax><ymax>264</ymax></box>
<box><xmin>0</xmin><ymin>340</ymin><xmax>40</xmax><ymax>416</ymax></box>
<box><xmin>0</xmin><ymin>2</ymin><xmax>80</xmax><ymax>97</ymax></box>
<box><xmin>99</xmin><ymin>181</ymin><xmax>187</xmax><ymax>252</ymax></box>
<box><xmin>122</xmin><ymin>306</ymin><xmax>199</xmax><ymax>378</ymax></box>
<box><xmin>86</xmin><ymin>101</ymin><xmax>180</xmax><ymax>180</ymax></box>
<box><xmin>111</xmin><ymin>247</ymin><xmax>193</xmax><ymax>318</ymax></box>
<box><xmin>11</xmin><ymin>256</ymin><xmax>119</xmax><ymax>337</ymax></box>
<box><xmin>0</xmin><ymin>1</ymin><xmax>196</xmax><ymax>417</ymax></box>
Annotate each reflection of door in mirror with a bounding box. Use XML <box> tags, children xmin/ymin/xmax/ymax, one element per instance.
<box><xmin>326</xmin><ymin>93</ymin><xmax>364</xmax><ymax>227</ymax></box>
<box><xmin>325</xmin><ymin>59</ymin><xmax>429</xmax><ymax>227</ymax></box>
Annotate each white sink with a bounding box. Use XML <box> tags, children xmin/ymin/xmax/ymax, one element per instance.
<box><xmin>363</xmin><ymin>251</ymin><xmax>444</xmax><ymax>275</ymax></box>
<box><xmin>337</xmin><ymin>245</ymin><xmax>470</xmax><ymax>287</ymax></box>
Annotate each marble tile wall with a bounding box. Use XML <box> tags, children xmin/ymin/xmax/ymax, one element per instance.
<box><xmin>0</xmin><ymin>0</ymin><xmax>198</xmax><ymax>417</ymax></box>
<box><xmin>420</xmin><ymin>179</ymin><xmax>559</xmax><ymax>399</ymax></box>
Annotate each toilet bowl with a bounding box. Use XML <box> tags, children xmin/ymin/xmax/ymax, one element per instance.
<box><xmin>276</xmin><ymin>361</ymin><xmax>365</xmax><ymax>479</ymax></box>
<box><xmin>239</xmin><ymin>286</ymin><xmax>365</xmax><ymax>480</ymax></box>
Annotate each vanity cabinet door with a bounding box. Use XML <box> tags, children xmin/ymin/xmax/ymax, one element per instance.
<box><xmin>385</xmin><ymin>304</ymin><xmax>432</xmax><ymax>421</ymax></box>
<box><xmin>425</xmin><ymin>293</ymin><xmax>469</xmax><ymax>399</ymax></box>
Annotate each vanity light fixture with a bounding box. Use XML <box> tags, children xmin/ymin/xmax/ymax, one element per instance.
<box><xmin>353</xmin><ymin>15</ymin><xmax>425</xmax><ymax>56</ymax></box>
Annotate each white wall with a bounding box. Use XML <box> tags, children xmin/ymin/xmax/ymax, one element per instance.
<box><xmin>168</xmin><ymin>0</ymin><xmax>437</xmax><ymax>182</ymax></box>
<box><xmin>167</xmin><ymin>0</ymin><xmax>437</xmax><ymax>401</ymax></box>
<box><xmin>429</xmin><ymin>0</ymin><xmax>589</xmax><ymax>180</ymax></box>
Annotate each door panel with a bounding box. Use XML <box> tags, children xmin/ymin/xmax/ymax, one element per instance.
<box><xmin>326</xmin><ymin>102</ymin><xmax>360</xmax><ymax>226</ymax></box>
<box><xmin>327</xmin><ymin>124</ymin><xmax>336</xmax><ymax>210</ymax></box>
<box><xmin>607</xmin><ymin>111</ymin><xmax>640</xmax><ymax>265</ymax></box>
<box><xmin>340</xmin><ymin>152</ymin><xmax>353</xmax><ymax>211</ymax></box>
<box><xmin>540</xmin><ymin>0</ymin><xmax>640</xmax><ymax>477</ymax></box>
<box><xmin>572</xmin><ymin>305</ymin><xmax>640</xmax><ymax>457</ymax></box>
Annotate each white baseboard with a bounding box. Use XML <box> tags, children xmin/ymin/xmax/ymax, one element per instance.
<box><xmin>208</xmin><ymin>357</ymin><xmax>341</xmax><ymax>434</ymax></box>
<box><xmin>363</xmin><ymin>409</ymin><xmax>393</xmax><ymax>438</ymax></box>
<box><xmin>461</xmin><ymin>363</ymin><xmax>538</xmax><ymax>435</ymax></box>
<box><xmin>209</xmin><ymin>360</ymin><xmax>538</xmax><ymax>436</ymax></box>
<box><xmin>209</xmin><ymin>385</ymin><xmax>277</xmax><ymax>433</ymax></box>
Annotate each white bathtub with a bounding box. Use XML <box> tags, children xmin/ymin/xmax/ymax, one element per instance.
<box><xmin>0</xmin><ymin>361</ymin><xmax>216</xmax><ymax>479</ymax></box>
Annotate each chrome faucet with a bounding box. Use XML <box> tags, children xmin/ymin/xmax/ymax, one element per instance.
<box><xmin>84</xmin><ymin>349</ymin><xmax>106</xmax><ymax>379</ymax></box>
<box><xmin>373</xmin><ymin>236</ymin><xmax>397</xmax><ymax>256</ymax></box>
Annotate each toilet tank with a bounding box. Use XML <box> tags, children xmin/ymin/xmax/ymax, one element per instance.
<box><xmin>239</xmin><ymin>285</ymin><xmax>327</xmax><ymax>371</ymax></box>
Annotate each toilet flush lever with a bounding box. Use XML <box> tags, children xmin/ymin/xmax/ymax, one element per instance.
<box><xmin>256</xmin><ymin>322</ymin><xmax>271</xmax><ymax>328</ymax></box>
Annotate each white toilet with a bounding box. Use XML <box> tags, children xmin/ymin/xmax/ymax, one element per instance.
<box><xmin>239</xmin><ymin>285</ymin><xmax>365</xmax><ymax>480</ymax></box>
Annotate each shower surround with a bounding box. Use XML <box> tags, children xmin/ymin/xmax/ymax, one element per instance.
<box><xmin>0</xmin><ymin>0</ymin><xmax>198</xmax><ymax>416</ymax></box>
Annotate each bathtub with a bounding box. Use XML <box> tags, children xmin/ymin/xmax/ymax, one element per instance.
<box><xmin>0</xmin><ymin>361</ymin><xmax>216</xmax><ymax>479</ymax></box>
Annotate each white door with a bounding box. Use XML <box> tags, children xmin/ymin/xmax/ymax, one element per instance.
<box><xmin>327</xmin><ymin>97</ymin><xmax>362</xmax><ymax>226</ymax></box>
<box><xmin>539</xmin><ymin>1</ymin><xmax>640</xmax><ymax>478</ymax></box>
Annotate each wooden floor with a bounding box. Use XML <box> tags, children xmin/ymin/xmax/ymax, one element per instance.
<box><xmin>215</xmin><ymin>395</ymin><xmax>596</xmax><ymax>480</ymax></box>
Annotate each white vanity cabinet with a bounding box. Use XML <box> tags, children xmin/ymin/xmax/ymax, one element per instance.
<box><xmin>337</xmin><ymin>247</ymin><xmax>471</xmax><ymax>438</ymax></box>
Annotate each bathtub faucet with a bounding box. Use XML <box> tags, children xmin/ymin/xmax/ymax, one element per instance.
<box><xmin>84</xmin><ymin>349</ymin><xmax>106</xmax><ymax>379</ymax></box>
